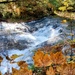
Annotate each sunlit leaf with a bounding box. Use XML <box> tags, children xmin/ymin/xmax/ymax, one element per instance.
<box><xmin>63</xmin><ymin>2</ymin><xmax>68</xmax><ymax>7</ymax></box>
<box><xmin>33</xmin><ymin>50</ymin><xmax>52</xmax><ymax>67</ymax></box>
<box><xmin>58</xmin><ymin>6</ymin><xmax>66</xmax><ymax>11</ymax></box>
<box><xmin>61</xmin><ymin>20</ymin><xmax>67</xmax><ymax>23</ymax></box>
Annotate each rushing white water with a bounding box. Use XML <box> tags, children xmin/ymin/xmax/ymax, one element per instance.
<box><xmin>0</xmin><ymin>17</ymin><xmax>68</xmax><ymax>74</ymax></box>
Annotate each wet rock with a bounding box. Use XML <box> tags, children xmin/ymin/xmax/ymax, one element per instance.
<box><xmin>52</xmin><ymin>24</ymin><xmax>59</xmax><ymax>29</ymax></box>
<box><xmin>29</xmin><ymin>27</ymin><xmax>38</xmax><ymax>32</ymax></box>
<box><xmin>59</xmin><ymin>29</ymin><xmax>63</xmax><ymax>33</ymax></box>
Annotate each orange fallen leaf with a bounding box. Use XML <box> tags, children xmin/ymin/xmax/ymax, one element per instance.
<box><xmin>12</xmin><ymin>62</ymin><xmax>32</xmax><ymax>75</ymax></box>
<box><xmin>33</xmin><ymin>50</ymin><xmax>52</xmax><ymax>67</ymax></box>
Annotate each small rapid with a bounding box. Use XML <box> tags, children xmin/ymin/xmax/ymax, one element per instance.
<box><xmin>0</xmin><ymin>17</ymin><xmax>68</xmax><ymax>74</ymax></box>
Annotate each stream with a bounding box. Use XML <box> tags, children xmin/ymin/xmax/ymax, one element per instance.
<box><xmin>0</xmin><ymin>17</ymin><xmax>69</xmax><ymax>74</ymax></box>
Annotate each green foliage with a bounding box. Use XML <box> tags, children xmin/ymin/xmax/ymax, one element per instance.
<box><xmin>58</xmin><ymin>0</ymin><xmax>75</xmax><ymax>11</ymax></box>
<box><xmin>49</xmin><ymin>0</ymin><xmax>75</xmax><ymax>12</ymax></box>
<box><xmin>0</xmin><ymin>0</ymin><xmax>54</xmax><ymax>20</ymax></box>
<box><xmin>28</xmin><ymin>65</ymin><xmax>35</xmax><ymax>71</ymax></box>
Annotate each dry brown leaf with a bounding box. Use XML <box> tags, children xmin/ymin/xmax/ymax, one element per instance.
<box><xmin>46</xmin><ymin>67</ymin><xmax>55</xmax><ymax>75</ymax></box>
<box><xmin>70</xmin><ymin>43</ymin><xmax>75</xmax><ymax>48</ymax></box>
<box><xmin>40</xmin><ymin>44</ymin><xmax>62</xmax><ymax>53</ymax></box>
<box><xmin>58</xmin><ymin>63</ymin><xmax>75</xmax><ymax>75</ymax></box>
<box><xmin>17</xmin><ymin>61</ymin><xmax>28</xmax><ymax>69</ymax></box>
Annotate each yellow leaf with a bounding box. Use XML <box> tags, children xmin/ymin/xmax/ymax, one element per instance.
<box><xmin>10</xmin><ymin>54</ymin><xmax>23</xmax><ymax>60</ymax></box>
<box><xmin>61</xmin><ymin>20</ymin><xmax>67</xmax><ymax>23</ymax></box>
<box><xmin>63</xmin><ymin>2</ymin><xmax>68</xmax><ymax>7</ymax></box>
<box><xmin>59</xmin><ymin>6</ymin><xmax>66</xmax><ymax>11</ymax></box>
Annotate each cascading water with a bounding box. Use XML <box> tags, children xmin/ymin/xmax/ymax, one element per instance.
<box><xmin>0</xmin><ymin>17</ymin><xmax>67</xmax><ymax>74</ymax></box>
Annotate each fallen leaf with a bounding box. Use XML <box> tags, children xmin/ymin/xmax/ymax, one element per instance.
<box><xmin>17</xmin><ymin>61</ymin><xmax>28</xmax><ymax>68</ymax></box>
<box><xmin>12</xmin><ymin>62</ymin><xmax>32</xmax><ymax>75</ymax></box>
<box><xmin>10</xmin><ymin>54</ymin><xmax>23</xmax><ymax>60</ymax></box>
<box><xmin>33</xmin><ymin>50</ymin><xmax>52</xmax><ymax>67</ymax></box>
